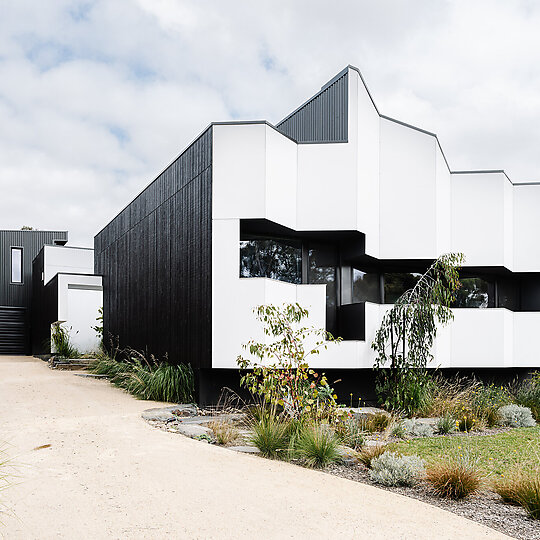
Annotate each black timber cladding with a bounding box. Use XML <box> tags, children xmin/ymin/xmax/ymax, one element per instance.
<box><xmin>276</xmin><ymin>70</ymin><xmax>348</xmax><ymax>143</ymax></box>
<box><xmin>94</xmin><ymin>127</ymin><xmax>212</xmax><ymax>369</ymax></box>
<box><xmin>0</xmin><ymin>230</ymin><xmax>67</xmax><ymax>310</ymax></box>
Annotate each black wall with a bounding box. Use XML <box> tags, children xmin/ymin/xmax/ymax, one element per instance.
<box><xmin>94</xmin><ymin>128</ymin><xmax>212</xmax><ymax>369</ymax></box>
<box><xmin>31</xmin><ymin>249</ymin><xmax>59</xmax><ymax>354</ymax></box>
<box><xmin>0</xmin><ymin>230</ymin><xmax>67</xmax><ymax>310</ymax></box>
<box><xmin>276</xmin><ymin>70</ymin><xmax>348</xmax><ymax>143</ymax></box>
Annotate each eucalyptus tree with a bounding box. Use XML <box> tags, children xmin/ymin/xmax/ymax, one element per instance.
<box><xmin>372</xmin><ymin>253</ymin><xmax>464</xmax><ymax>414</ymax></box>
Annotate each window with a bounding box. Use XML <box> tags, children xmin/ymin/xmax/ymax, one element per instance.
<box><xmin>11</xmin><ymin>247</ymin><xmax>23</xmax><ymax>283</ymax></box>
<box><xmin>240</xmin><ymin>236</ymin><xmax>302</xmax><ymax>284</ymax></box>
<box><xmin>384</xmin><ymin>272</ymin><xmax>422</xmax><ymax>303</ymax></box>
<box><xmin>453</xmin><ymin>277</ymin><xmax>493</xmax><ymax>308</ymax></box>
<box><xmin>352</xmin><ymin>269</ymin><xmax>380</xmax><ymax>303</ymax></box>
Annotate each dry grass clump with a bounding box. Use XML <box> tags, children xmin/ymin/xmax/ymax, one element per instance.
<box><xmin>426</xmin><ymin>456</ymin><xmax>483</xmax><ymax>499</ymax></box>
<box><xmin>358</xmin><ymin>445</ymin><xmax>386</xmax><ymax>468</ymax></box>
<box><xmin>362</xmin><ymin>412</ymin><xmax>392</xmax><ymax>433</ymax></box>
<box><xmin>418</xmin><ymin>376</ymin><xmax>478</xmax><ymax>418</ymax></box>
<box><xmin>207</xmin><ymin>420</ymin><xmax>239</xmax><ymax>446</ymax></box>
<box><xmin>494</xmin><ymin>471</ymin><xmax>540</xmax><ymax>519</ymax></box>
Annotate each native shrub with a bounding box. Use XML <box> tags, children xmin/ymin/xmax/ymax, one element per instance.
<box><xmin>402</xmin><ymin>419</ymin><xmax>434</xmax><ymax>438</ymax></box>
<box><xmin>237</xmin><ymin>304</ymin><xmax>341</xmax><ymax>419</ymax></box>
<box><xmin>372</xmin><ymin>253</ymin><xmax>464</xmax><ymax>415</ymax></box>
<box><xmin>514</xmin><ymin>372</ymin><xmax>540</xmax><ymax>421</ymax></box>
<box><xmin>369</xmin><ymin>452</ymin><xmax>425</xmax><ymax>487</ymax></box>
<box><xmin>498</xmin><ymin>404</ymin><xmax>536</xmax><ymax>428</ymax></box>
<box><xmin>436</xmin><ymin>414</ymin><xmax>456</xmax><ymax>435</ymax></box>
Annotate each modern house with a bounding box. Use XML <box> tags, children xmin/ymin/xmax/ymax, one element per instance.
<box><xmin>95</xmin><ymin>65</ymin><xmax>540</xmax><ymax>402</ymax></box>
<box><xmin>0</xmin><ymin>229</ymin><xmax>102</xmax><ymax>355</ymax></box>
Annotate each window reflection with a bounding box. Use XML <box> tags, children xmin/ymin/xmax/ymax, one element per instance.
<box><xmin>352</xmin><ymin>269</ymin><xmax>380</xmax><ymax>303</ymax></box>
<box><xmin>453</xmin><ymin>277</ymin><xmax>493</xmax><ymax>308</ymax></box>
<box><xmin>240</xmin><ymin>236</ymin><xmax>302</xmax><ymax>284</ymax></box>
<box><xmin>384</xmin><ymin>272</ymin><xmax>422</xmax><ymax>303</ymax></box>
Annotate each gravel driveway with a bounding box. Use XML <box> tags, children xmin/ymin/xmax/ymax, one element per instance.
<box><xmin>0</xmin><ymin>356</ymin><xmax>511</xmax><ymax>539</ymax></box>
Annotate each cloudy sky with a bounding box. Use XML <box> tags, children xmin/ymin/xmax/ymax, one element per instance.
<box><xmin>2</xmin><ymin>0</ymin><xmax>540</xmax><ymax>246</ymax></box>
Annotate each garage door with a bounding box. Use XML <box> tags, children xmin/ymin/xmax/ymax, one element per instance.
<box><xmin>0</xmin><ymin>307</ymin><xmax>28</xmax><ymax>355</ymax></box>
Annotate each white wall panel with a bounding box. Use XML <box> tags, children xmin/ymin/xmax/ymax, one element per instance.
<box><xmin>44</xmin><ymin>245</ymin><xmax>94</xmax><ymax>285</ymax></box>
<box><xmin>379</xmin><ymin>119</ymin><xmax>437</xmax><ymax>259</ymax></box>
<box><xmin>451</xmin><ymin>173</ymin><xmax>506</xmax><ymax>267</ymax></box>
<box><xmin>514</xmin><ymin>185</ymin><xmax>540</xmax><ymax>271</ymax></box>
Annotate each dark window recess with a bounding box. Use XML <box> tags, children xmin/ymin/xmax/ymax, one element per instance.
<box><xmin>240</xmin><ymin>237</ymin><xmax>302</xmax><ymax>284</ymax></box>
<box><xmin>352</xmin><ymin>268</ymin><xmax>380</xmax><ymax>304</ymax></box>
<box><xmin>497</xmin><ymin>278</ymin><xmax>519</xmax><ymax>310</ymax></box>
<box><xmin>308</xmin><ymin>242</ymin><xmax>338</xmax><ymax>335</ymax></box>
<box><xmin>384</xmin><ymin>272</ymin><xmax>422</xmax><ymax>304</ymax></box>
<box><xmin>453</xmin><ymin>277</ymin><xmax>494</xmax><ymax>308</ymax></box>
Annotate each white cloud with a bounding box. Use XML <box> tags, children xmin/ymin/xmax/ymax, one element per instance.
<box><xmin>2</xmin><ymin>0</ymin><xmax>540</xmax><ymax>245</ymax></box>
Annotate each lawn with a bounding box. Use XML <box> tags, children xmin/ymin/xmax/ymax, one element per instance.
<box><xmin>391</xmin><ymin>426</ymin><xmax>540</xmax><ymax>477</ymax></box>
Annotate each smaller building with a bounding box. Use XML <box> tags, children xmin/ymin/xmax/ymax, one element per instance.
<box><xmin>0</xmin><ymin>229</ymin><xmax>102</xmax><ymax>355</ymax></box>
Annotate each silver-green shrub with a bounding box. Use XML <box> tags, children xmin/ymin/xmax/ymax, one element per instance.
<box><xmin>369</xmin><ymin>452</ymin><xmax>425</xmax><ymax>486</ymax></box>
<box><xmin>498</xmin><ymin>404</ymin><xmax>536</xmax><ymax>428</ymax></box>
<box><xmin>402</xmin><ymin>419</ymin><xmax>434</xmax><ymax>437</ymax></box>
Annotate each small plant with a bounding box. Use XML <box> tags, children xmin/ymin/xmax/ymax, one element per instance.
<box><xmin>369</xmin><ymin>452</ymin><xmax>425</xmax><ymax>487</ymax></box>
<box><xmin>493</xmin><ymin>473</ymin><xmax>526</xmax><ymax>505</ymax></box>
<box><xmin>436</xmin><ymin>414</ymin><xmax>456</xmax><ymax>435</ymax></box>
<box><xmin>293</xmin><ymin>424</ymin><xmax>341</xmax><ymax>468</ymax></box>
<box><xmin>402</xmin><ymin>419</ymin><xmax>434</xmax><ymax>438</ymax></box>
<box><xmin>498</xmin><ymin>404</ymin><xmax>536</xmax><ymax>428</ymax></box>
<box><xmin>362</xmin><ymin>412</ymin><xmax>391</xmax><ymax>433</ymax></box>
<box><xmin>249</xmin><ymin>408</ymin><xmax>290</xmax><ymax>459</ymax></box>
<box><xmin>50</xmin><ymin>323</ymin><xmax>80</xmax><ymax>358</ymax></box>
<box><xmin>456</xmin><ymin>406</ymin><xmax>477</xmax><ymax>432</ymax></box>
<box><xmin>207</xmin><ymin>420</ymin><xmax>239</xmax><ymax>446</ymax></box>
<box><xmin>514</xmin><ymin>372</ymin><xmax>540</xmax><ymax>421</ymax></box>
<box><xmin>471</xmin><ymin>383</ymin><xmax>513</xmax><ymax>427</ymax></box>
<box><xmin>513</xmin><ymin>474</ymin><xmax>540</xmax><ymax>519</ymax></box>
<box><xmin>335</xmin><ymin>417</ymin><xmax>365</xmax><ymax>450</ymax></box>
<box><xmin>195</xmin><ymin>434</ymin><xmax>214</xmax><ymax>443</ymax></box>
<box><xmin>358</xmin><ymin>445</ymin><xmax>386</xmax><ymax>468</ymax></box>
<box><xmin>426</xmin><ymin>455</ymin><xmax>483</xmax><ymax>499</ymax></box>
<box><xmin>237</xmin><ymin>304</ymin><xmax>341</xmax><ymax>420</ymax></box>
<box><xmin>391</xmin><ymin>422</ymin><xmax>406</xmax><ymax>439</ymax></box>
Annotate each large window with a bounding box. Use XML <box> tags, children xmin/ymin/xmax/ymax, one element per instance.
<box><xmin>453</xmin><ymin>277</ymin><xmax>493</xmax><ymax>308</ymax></box>
<box><xmin>240</xmin><ymin>236</ymin><xmax>302</xmax><ymax>284</ymax></box>
<box><xmin>352</xmin><ymin>268</ymin><xmax>380</xmax><ymax>303</ymax></box>
<box><xmin>11</xmin><ymin>247</ymin><xmax>23</xmax><ymax>283</ymax></box>
<box><xmin>384</xmin><ymin>272</ymin><xmax>422</xmax><ymax>303</ymax></box>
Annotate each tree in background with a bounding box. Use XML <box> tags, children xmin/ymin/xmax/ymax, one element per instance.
<box><xmin>372</xmin><ymin>253</ymin><xmax>464</xmax><ymax>415</ymax></box>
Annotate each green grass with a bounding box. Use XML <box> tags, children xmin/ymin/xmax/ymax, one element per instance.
<box><xmin>89</xmin><ymin>357</ymin><xmax>194</xmax><ymax>403</ymax></box>
<box><xmin>390</xmin><ymin>427</ymin><xmax>540</xmax><ymax>477</ymax></box>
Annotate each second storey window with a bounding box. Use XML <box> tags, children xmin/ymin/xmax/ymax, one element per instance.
<box><xmin>11</xmin><ymin>247</ymin><xmax>23</xmax><ymax>283</ymax></box>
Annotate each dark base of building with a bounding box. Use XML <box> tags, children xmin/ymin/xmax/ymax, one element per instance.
<box><xmin>196</xmin><ymin>367</ymin><xmax>537</xmax><ymax>407</ymax></box>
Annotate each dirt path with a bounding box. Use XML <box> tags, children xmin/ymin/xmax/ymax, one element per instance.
<box><xmin>0</xmin><ymin>356</ymin><xmax>510</xmax><ymax>539</ymax></box>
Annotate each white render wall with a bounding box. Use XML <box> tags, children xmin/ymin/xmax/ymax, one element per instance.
<box><xmin>211</xmin><ymin>67</ymin><xmax>540</xmax><ymax>370</ymax></box>
<box><xmin>42</xmin><ymin>246</ymin><xmax>103</xmax><ymax>354</ymax></box>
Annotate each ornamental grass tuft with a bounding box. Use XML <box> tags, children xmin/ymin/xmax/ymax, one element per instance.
<box><xmin>293</xmin><ymin>423</ymin><xmax>341</xmax><ymax>468</ymax></box>
<box><xmin>494</xmin><ymin>471</ymin><xmax>540</xmax><ymax>519</ymax></box>
<box><xmin>358</xmin><ymin>445</ymin><xmax>386</xmax><ymax>469</ymax></box>
<box><xmin>426</xmin><ymin>455</ymin><xmax>483</xmax><ymax>499</ymax></box>
<box><xmin>249</xmin><ymin>408</ymin><xmax>290</xmax><ymax>459</ymax></box>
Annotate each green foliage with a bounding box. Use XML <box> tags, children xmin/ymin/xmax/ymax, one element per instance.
<box><xmin>372</xmin><ymin>253</ymin><xmax>464</xmax><ymax>415</ymax></box>
<box><xmin>335</xmin><ymin>417</ymin><xmax>365</xmax><ymax>450</ymax></box>
<box><xmin>514</xmin><ymin>372</ymin><xmax>540</xmax><ymax>421</ymax></box>
<box><xmin>50</xmin><ymin>323</ymin><xmax>80</xmax><ymax>358</ymax></box>
<box><xmin>426</xmin><ymin>455</ymin><xmax>483</xmax><ymax>499</ymax></box>
<box><xmin>470</xmin><ymin>383</ymin><xmax>513</xmax><ymax>427</ymax></box>
<box><xmin>89</xmin><ymin>353</ymin><xmax>194</xmax><ymax>403</ymax></box>
<box><xmin>369</xmin><ymin>452</ymin><xmax>425</xmax><ymax>487</ymax></box>
<box><xmin>436</xmin><ymin>414</ymin><xmax>456</xmax><ymax>435</ymax></box>
<box><xmin>92</xmin><ymin>307</ymin><xmax>104</xmax><ymax>344</ymax></box>
<box><xmin>237</xmin><ymin>303</ymin><xmax>341</xmax><ymax>419</ymax></box>
<box><xmin>249</xmin><ymin>407</ymin><xmax>291</xmax><ymax>459</ymax></box>
<box><xmin>293</xmin><ymin>424</ymin><xmax>341</xmax><ymax>468</ymax></box>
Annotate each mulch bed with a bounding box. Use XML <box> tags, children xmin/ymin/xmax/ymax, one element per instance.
<box><xmin>326</xmin><ymin>462</ymin><xmax>539</xmax><ymax>540</ymax></box>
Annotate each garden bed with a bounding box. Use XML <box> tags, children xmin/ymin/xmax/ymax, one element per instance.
<box><xmin>143</xmin><ymin>405</ymin><xmax>539</xmax><ymax>540</ymax></box>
